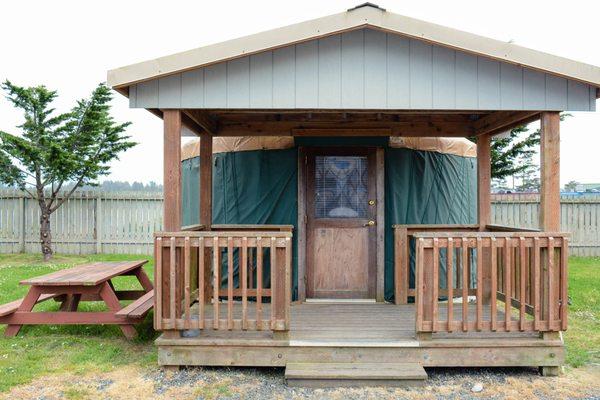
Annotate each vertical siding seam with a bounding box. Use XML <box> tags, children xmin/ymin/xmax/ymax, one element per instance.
<box><xmin>475</xmin><ymin>56</ymin><xmax>480</xmax><ymax>110</ymax></box>
<box><xmin>293</xmin><ymin>46</ymin><xmax>297</xmax><ymax>108</ymax></box>
<box><xmin>362</xmin><ymin>29</ymin><xmax>366</xmax><ymax>108</ymax></box>
<box><xmin>384</xmin><ymin>32</ymin><xmax>388</xmax><ymax>109</ymax></box>
<box><xmin>408</xmin><ymin>39</ymin><xmax>412</xmax><ymax>108</ymax></box>
<box><xmin>543</xmin><ymin>73</ymin><xmax>548</xmax><ymax>110</ymax></box>
<box><xmin>385</xmin><ymin>33</ymin><xmax>389</xmax><ymax>108</ymax></box>
<box><xmin>270</xmin><ymin>51</ymin><xmax>274</xmax><ymax>108</ymax></box>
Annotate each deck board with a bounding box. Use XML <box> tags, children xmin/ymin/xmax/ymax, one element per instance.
<box><xmin>184</xmin><ymin>302</ymin><xmax>537</xmax><ymax>341</ymax></box>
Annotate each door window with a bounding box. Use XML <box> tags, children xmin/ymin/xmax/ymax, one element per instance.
<box><xmin>314</xmin><ymin>156</ymin><xmax>368</xmax><ymax>218</ymax></box>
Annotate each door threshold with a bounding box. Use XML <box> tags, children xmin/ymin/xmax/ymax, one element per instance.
<box><xmin>304</xmin><ymin>298</ymin><xmax>377</xmax><ymax>304</ymax></box>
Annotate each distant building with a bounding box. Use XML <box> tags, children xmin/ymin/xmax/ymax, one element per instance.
<box><xmin>575</xmin><ymin>183</ymin><xmax>600</xmax><ymax>192</ymax></box>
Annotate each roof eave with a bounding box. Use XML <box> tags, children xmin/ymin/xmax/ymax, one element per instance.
<box><xmin>107</xmin><ymin>6</ymin><xmax>600</xmax><ymax>91</ymax></box>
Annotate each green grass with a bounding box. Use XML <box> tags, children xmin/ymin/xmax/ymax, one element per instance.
<box><xmin>0</xmin><ymin>254</ymin><xmax>598</xmax><ymax>392</ymax></box>
<box><xmin>0</xmin><ymin>253</ymin><xmax>158</xmax><ymax>392</ymax></box>
<box><xmin>563</xmin><ymin>257</ymin><xmax>600</xmax><ymax>367</ymax></box>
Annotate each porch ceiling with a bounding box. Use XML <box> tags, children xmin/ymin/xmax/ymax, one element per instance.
<box><xmin>171</xmin><ymin>109</ymin><xmax>540</xmax><ymax>138</ymax></box>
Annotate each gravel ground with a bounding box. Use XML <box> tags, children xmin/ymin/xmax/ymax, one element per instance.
<box><xmin>2</xmin><ymin>364</ymin><xmax>600</xmax><ymax>400</ymax></box>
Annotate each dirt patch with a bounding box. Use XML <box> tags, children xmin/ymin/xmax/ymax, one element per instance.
<box><xmin>2</xmin><ymin>365</ymin><xmax>599</xmax><ymax>400</ymax></box>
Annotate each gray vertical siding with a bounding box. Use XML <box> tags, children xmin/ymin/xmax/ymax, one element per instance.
<box><xmin>130</xmin><ymin>28</ymin><xmax>597</xmax><ymax>111</ymax></box>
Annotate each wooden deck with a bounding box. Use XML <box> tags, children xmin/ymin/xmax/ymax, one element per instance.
<box><xmin>157</xmin><ymin>302</ymin><xmax>562</xmax><ymax>370</ymax></box>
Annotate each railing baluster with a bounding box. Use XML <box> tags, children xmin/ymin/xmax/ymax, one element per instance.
<box><xmin>548</xmin><ymin>237</ymin><xmax>555</xmax><ymax>330</ymax></box>
<box><xmin>560</xmin><ymin>237</ymin><xmax>568</xmax><ymax>331</ymax></box>
<box><xmin>241</xmin><ymin>236</ymin><xmax>248</xmax><ymax>330</ymax></box>
<box><xmin>184</xmin><ymin>236</ymin><xmax>191</xmax><ymax>329</ymax></box>
<box><xmin>169</xmin><ymin>237</ymin><xmax>176</xmax><ymax>330</ymax></box>
<box><xmin>432</xmin><ymin>238</ymin><xmax>439</xmax><ymax>332</ymax></box>
<box><xmin>504</xmin><ymin>237</ymin><xmax>512</xmax><ymax>332</ymax></box>
<box><xmin>227</xmin><ymin>237</ymin><xmax>234</xmax><ymax>330</ymax></box>
<box><xmin>446</xmin><ymin>238</ymin><xmax>453</xmax><ymax>332</ymax></box>
<box><xmin>476</xmin><ymin>237</ymin><xmax>483</xmax><ymax>332</ymax></box>
<box><xmin>155</xmin><ymin>237</ymin><xmax>162</xmax><ymax>330</ymax></box>
<box><xmin>213</xmin><ymin>236</ymin><xmax>220</xmax><ymax>330</ymax></box>
<box><xmin>285</xmin><ymin>237</ymin><xmax>292</xmax><ymax>330</ymax></box>
<box><xmin>533</xmin><ymin>237</ymin><xmax>541</xmax><ymax>331</ymax></box>
<box><xmin>270</xmin><ymin>237</ymin><xmax>276</xmax><ymax>330</ymax></box>
<box><xmin>198</xmin><ymin>237</ymin><xmax>205</xmax><ymax>329</ymax></box>
<box><xmin>519</xmin><ymin>237</ymin><xmax>526</xmax><ymax>331</ymax></box>
<box><xmin>490</xmin><ymin>237</ymin><xmax>497</xmax><ymax>331</ymax></box>
<box><xmin>256</xmin><ymin>237</ymin><xmax>263</xmax><ymax>330</ymax></box>
<box><xmin>461</xmin><ymin>238</ymin><xmax>468</xmax><ymax>332</ymax></box>
<box><xmin>415</xmin><ymin>238</ymin><xmax>424</xmax><ymax>332</ymax></box>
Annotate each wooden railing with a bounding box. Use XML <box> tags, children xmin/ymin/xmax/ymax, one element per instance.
<box><xmin>154</xmin><ymin>229</ymin><xmax>292</xmax><ymax>333</ymax></box>
<box><xmin>393</xmin><ymin>224</ymin><xmax>480</xmax><ymax>304</ymax></box>
<box><xmin>411</xmin><ymin>231</ymin><xmax>568</xmax><ymax>334</ymax></box>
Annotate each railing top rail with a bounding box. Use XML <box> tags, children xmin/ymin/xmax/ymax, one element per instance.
<box><xmin>411</xmin><ymin>231</ymin><xmax>571</xmax><ymax>239</ymax></box>
<box><xmin>155</xmin><ymin>231</ymin><xmax>293</xmax><ymax>238</ymax></box>
<box><xmin>393</xmin><ymin>224</ymin><xmax>479</xmax><ymax>230</ymax></box>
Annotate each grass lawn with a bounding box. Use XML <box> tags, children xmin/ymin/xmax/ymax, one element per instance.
<box><xmin>0</xmin><ymin>253</ymin><xmax>158</xmax><ymax>392</ymax></box>
<box><xmin>0</xmin><ymin>254</ymin><xmax>598</xmax><ymax>393</ymax></box>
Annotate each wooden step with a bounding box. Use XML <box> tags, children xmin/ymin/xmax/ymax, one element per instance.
<box><xmin>285</xmin><ymin>362</ymin><xmax>427</xmax><ymax>388</ymax></box>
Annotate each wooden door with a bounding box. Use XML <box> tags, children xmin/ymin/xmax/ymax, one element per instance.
<box><xmin>306</xmin><ymin>148</ymin><xmax>377</xmax><ymax>299</ymax></box>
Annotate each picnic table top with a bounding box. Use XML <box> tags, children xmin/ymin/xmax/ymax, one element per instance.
<box><xmin>20</xmin><ymin>260</ymin><xmax>148</xmax><ymax>287</ymax></box>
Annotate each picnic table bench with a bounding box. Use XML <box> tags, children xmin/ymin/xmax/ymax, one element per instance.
<box><xmin>0</xmin><ymin>260</ymin><xmax>153</xmax><ymax>339</ymax></box>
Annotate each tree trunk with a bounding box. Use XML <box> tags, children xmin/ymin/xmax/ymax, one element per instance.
<box><xmin>40</xmin><ymin>209</ymin><xmax>53</xmax><ymax>261</ymax></box>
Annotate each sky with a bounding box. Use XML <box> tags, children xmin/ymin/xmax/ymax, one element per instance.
<box><xmin>0</xmin><ymin>0</ymin><xmax>598</xmax><ymax>185</ymax></box>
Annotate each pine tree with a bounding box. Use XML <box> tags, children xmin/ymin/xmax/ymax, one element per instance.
<box><xmin>0</xmin><ymin>81</ymin><xmax>135</xmax><ymax>260</ymax></box>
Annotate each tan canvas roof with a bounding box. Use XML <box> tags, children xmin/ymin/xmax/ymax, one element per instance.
<box><xmin>109</xmin><ymin>4</ymin><xmax>600</xmax><ymax>90</ymax></box>
<box><xmin>181</xmin><ymin>136</ymin><xmax>476</xmax><ymax>160</ymax></box>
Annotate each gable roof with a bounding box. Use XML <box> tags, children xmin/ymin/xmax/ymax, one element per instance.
<box><xmin>107</xmin><ymin>4</ymin><xmax>600</xmax><ymax>92</ymax></box>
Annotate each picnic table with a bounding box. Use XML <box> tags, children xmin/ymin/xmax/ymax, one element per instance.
<box><xmin>0</xmin><ymin>260</ymin><xmax>154</xmax><ymax>339</ymax></box>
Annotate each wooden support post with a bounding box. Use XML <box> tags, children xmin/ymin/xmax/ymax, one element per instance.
<box><xmin>540</xmin><ymin>112</ymin><xmax>561</xmax><ymax>326</ymax></box>
<box><xmin>477</xmin><ymin>134</ymin><xmax>492</xmax><ymax>304</ymax></box>
<box><xmin>162</xmin><ymin>110</ymin><xmax>183</xmax><ymax>324</ymax></box>
<box><xmin>199</xmin><ymin>132</ymin><xmax>213</xmax><ymax>305</ymax></box>
<box><xmin>95</xmin><ymin>194</ymin><xmax>102</xmax><ymax>254</ymax></box>
<box><xmin>163</xmin><ymin>110</ymin><xmax>183</xmax><ymax>231</ymax></box>
<box><xmin>19</xmin><ymin>196</ymin><xmax>25</xmax><ymax>253</ymax></box>
<box><xmin>198</xmin><ymin>132</ymin><xmax>212</xmax><ymax>227</ymax></box>
<box><xmin>540</xmin><ymin>112</ymin><xmax>561</xmax><ymax>232</ymax></box>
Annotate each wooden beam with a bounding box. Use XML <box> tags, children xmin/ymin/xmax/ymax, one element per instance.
<box><xmin>163</xmin><ymin>110</ymin><xmax>182</xmax><ymax>231</ymax></box>
<box><xmin>477</xmin><ymin>134</ymin><xmax>492</xmax><ymax>229</ymax></box>
<box><xmin>472</xmin><ymin>111</ymin><xmax>540</xmax><ymax>136</ymax></box>
<box><xmin>199</xmin><ymin>132</ymin><xmax>212</xmax><ymax>227</ymax></box>
<box><xmin>292</xmin><ymin>128</ymin><xmax>391</xmax><ymax>136</ymax></box>
<box><xmin>540</xmin><ymin>112</ymin><xmax>561</xmax><ymax>231</ymax></box>
<box><xmin>186</xmin><ymin>110</ymin><xmax>218</xmax><ymax>135</ymax></box>
<box><xmin>218</xmin><ymin>120</ymin><xmax>473</xmax><ymax>137</ymax></box>
<box><xmin>181</xmin><ymin>111</ymin><xmax>206</xmax><ymax>136</ymax></box>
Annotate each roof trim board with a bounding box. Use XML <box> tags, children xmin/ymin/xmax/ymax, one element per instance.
<box><xmin>107</xmin><ymin>5</ymin><xmax>600</xmax><ymax>90</ymax></box>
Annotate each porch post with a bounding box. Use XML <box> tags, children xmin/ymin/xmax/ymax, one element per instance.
<box><xmin>162</xmin><ymin>110</ymin><xmax>182</xmax><ymax>336</ymax></box>
<box><xmin>540</xmin><ymin>112</ymin><xmax>561</xmax><ymax>231</ymax></box>
<box><xmin>198</xmin><ymin>132</ymin><xmax>213</xmax><ymax>227</ymax></box>
<box><xmin>477</xmin><ymin>134</ymin><xmax>493</xmax><ymax>304</ymax></box>
<box><xmin>163</xmin><ymin>110</ymin><xmax>182</xmax><ymax>231</ymax></box>
<box><xmin>477</xmin><ymin>133</ymin><xmax>492</xmax><ymax>230</ymax></box>
<box><xmin>199</xmin><ymin>131</ymin><xmax>213</xmax><ymax>303</ymax></box>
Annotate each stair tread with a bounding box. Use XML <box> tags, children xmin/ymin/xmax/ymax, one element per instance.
<box><xmin>285</xmin><ymin>362</ymin><xmax>427</xmax><ymax>380</ymax></box>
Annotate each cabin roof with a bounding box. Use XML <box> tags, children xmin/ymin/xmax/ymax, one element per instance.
<box><xmin>108</xmin><ymin>3</ymin><xmax>600</xmax><ymax>91</ymax></box>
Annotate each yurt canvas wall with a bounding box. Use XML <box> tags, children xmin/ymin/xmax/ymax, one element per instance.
<box><xmin>181</xmin><ymin>137</ymin><xmax>477</xmax><ymax>301</ymax></box>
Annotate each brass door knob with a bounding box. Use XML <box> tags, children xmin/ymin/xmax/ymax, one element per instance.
<box><xmin>364</xmin><ymin>220</ymin><xmax>375</xmax><ymax>227</ymax></box>
<box><xmin>368</xmin><ymin>199</ymin><xmax>376</xmax><ymax>206</ymax></box>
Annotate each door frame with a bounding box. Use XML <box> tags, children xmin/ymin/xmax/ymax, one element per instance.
<box><xmin>297</xmin><ymin>146</ymin><xmax>385</xmax><ymax>302</ymax></box>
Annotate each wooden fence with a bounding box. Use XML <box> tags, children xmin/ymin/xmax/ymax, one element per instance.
<box><xmin>0</xmin><ymin>189</ymin><xmax>162</xmax><ymax>255</ymax></box>
<box><xmin>1</xmin><ymin>189</ymin><xmax>599</xmax><ymax>256</ymax></box>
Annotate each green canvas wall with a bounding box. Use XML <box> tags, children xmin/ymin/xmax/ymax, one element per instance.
<box><xmin>182</xmin><ymin>141</ymin><xmax>476</xmax><ymax>302</ymax></box>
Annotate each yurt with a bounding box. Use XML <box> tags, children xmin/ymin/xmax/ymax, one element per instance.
<box><xmin>181</xmin><ymin>136</ymin><xmax>477</xmax><ymax>302</ymax></box>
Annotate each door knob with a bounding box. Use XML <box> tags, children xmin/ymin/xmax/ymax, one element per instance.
<box><xmin>368</xmin><ymin>200</ymin><xmax>376</xmax><ymax>206</ymax></box>
<box><xmin>364</xmin><ymin>220</ymin><xmax>375</xmax><ymax>227</ymax></box>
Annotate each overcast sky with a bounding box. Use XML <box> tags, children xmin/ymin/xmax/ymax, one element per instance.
<box><xmin>0</xmin><ymin>0</ymin><xmax>598</xmax><ymax>185</ymax></box>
